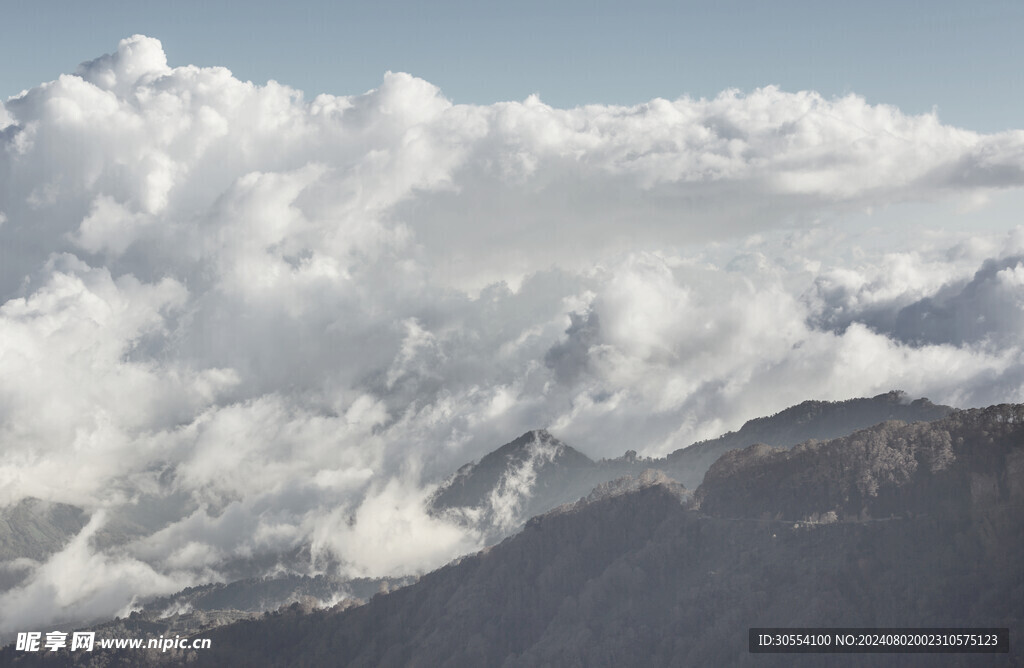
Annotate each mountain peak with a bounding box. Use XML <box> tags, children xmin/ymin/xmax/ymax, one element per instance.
<box><xmin>493</xmin><ymin>429</ymin><xmax>562</xmax><ymax>458</ymax></box>
<box><xmin>505</xmin><ymin>428</ymin><xmax>556</xmax><ymax>447</ymax></box>
<box><xmin>429</xmin><ymin>430</ymin><xmax>597</xmax><ymax>538</ymax></box>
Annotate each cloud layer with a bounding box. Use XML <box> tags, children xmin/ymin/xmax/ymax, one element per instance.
<box><xmin>1</xmin><ymin>35</ymin><xmax>1023</xmax><ymax>634</ymax></box>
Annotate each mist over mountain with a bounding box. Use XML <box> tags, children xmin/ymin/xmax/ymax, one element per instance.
<box><xmin>0</xmin><ymin>391</ymin><xmax>964</xmax><ymax>657</ymax></box>
<box><xmin>137</xmin><ymin>574</ymin><xmax>418</xmax><ymax>618</ymax></box>
<box><xmin>0</xmin><ymin>391</ymin><xmax>949</xmax><ymax>642</ymax></box>
<box><xmin>8</xmin><ymin>573</ymin><xmax>419</xmax><ymax>656</ymax></box>
<box><xmin>198</xmin><ymin>404</ymin><xmax>1024</xmax><ymax>667</ymax></box>
<box><xmin>430</xmin><ymin>391</ymin><xmax>951</xmax><ymax>542</ymax></box>
<box><xmin>429</xmin><ymin>429</ymin><xmax>651</xmax><ymax>543</ymax></box>
<box><xmin>16</xmin><ymin>402</ymin><xmax>1015</xmax><ymax>667</ymax></box>
<box><xmin>0</xmin><ymin>500</ymin><xmax>88</xmax><ymax>591</ymax></box>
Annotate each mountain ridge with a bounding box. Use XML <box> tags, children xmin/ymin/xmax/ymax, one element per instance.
<box><xmin>3</xmin><ymin>401</ymin><xmax>1021</xmax><ymax>666</ymax></box>
<box><xmin>429</xmin><ymin>391</ymin><xmax>953</xmax><ymax>542</ymax></box>
<box><xmin>0</xmin><ymin>391</ymin><xmax>960</xmax><ymax>655</ymax></box>
<box><xmin>173</xmin><ymin>403</ymin><xmax>1023</xmax><ymax>667</ymax></box>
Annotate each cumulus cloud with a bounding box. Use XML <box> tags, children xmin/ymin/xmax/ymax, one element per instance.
<box><xmin>804</xmin><ymin>233</ymin><xmax>1024</xmax><ymax>349</ymax></box>
<box><xmin>1</xmin><ymin>35</ymin><xmax>1023</xmax><ymax>632</ymax></box>
<box><xmin>890</xmin><ymin>255</ymin><xmax>1024</xmax><ymax>346</ymax></box>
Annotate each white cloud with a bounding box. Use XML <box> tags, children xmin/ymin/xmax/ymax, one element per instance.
<box><xmin>311</xmin><ymin>476</ymin><xmax>481</xmax><ymax>578</ymax></box>
<box><xmin>76</xmin><ymin>35</ymin><xmax>172</xmax><ymax>96</ymax></box>
<box><xmin>0</xmin><ymin>512</ymin><xmax>193</xmax><ymax>638</ymax></box>
<box><xmin>0</xmin><ymin>36</ymin><xmax>1023</xmax><ymax>632</ymax></box>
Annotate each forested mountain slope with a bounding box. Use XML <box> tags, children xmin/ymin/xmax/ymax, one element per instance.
<box><xmin>45</xmin><ymin>403</ymin><xmax>1014</xmax><ymax>668</ymax></box>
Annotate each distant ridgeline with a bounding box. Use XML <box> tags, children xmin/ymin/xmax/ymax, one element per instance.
<box><xmin>660</xmin><ymin>390</ymin><xmax>952</xmax><ymax>488</ymax></box>
<box><xmin>54</xmin><ymin>401</ymin><xmax>1016</xmax><ymax>668</ymax></box>
<box><xmin>428</xmin><ymin>391</ymin><xmax>952</xmax><ymax>543</ymax></box>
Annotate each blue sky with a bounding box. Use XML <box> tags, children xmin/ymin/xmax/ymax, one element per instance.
<box><xmin>3</xmin><ymin>0</ymin><xmax>1021</xmax><ymax>131</ymax></box>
